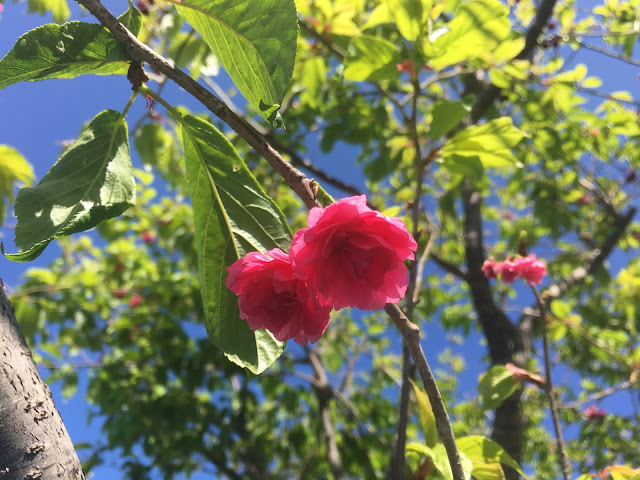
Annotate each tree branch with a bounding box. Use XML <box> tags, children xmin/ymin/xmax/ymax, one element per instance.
<box><xmin>531</xmin><ymin>286</ymin><xmax>572</xmax><ymax>480</ymax></box>
<box><xmin>76</xmin><ymin>0</ymin><xmax>320</xmax><ymax>210</ymax></box>
<box><xmin>519</xmin><ymin>207</ymin><xmax>636</xmax><ymax>356</ymax></box>
<box><xmin>384</xmin><ymin>304</ymin><xmax>465</xmax><ymax>480</ymax></box>
<box><xmin>306</xmin><ymin>347</ymin><xmax>344</xmax><ymax>480</ymax></box>
<box><xmin>0</xmin><ymin>280</ymin><xmax>85</xmax><ymax>480</ymax></box>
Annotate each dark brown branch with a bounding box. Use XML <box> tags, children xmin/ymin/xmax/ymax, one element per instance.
<box><xmin>531</xmin><ymin>286</ymin><xmax>572</xmax><ymax>480</ymax></box>
<box><xmin>306</xmin><ymin>348</ymin><xmax>344</xmax><ymax>480</ymax></box>
<box><xmin>0</xmin><ymin>280</ymin><xmax>85</xmax><ymax>480</ymax></box>
<box><xmin>462</xmin><ymin>181</ymin><xmax>524</xmax><ymax>478</ymax></box>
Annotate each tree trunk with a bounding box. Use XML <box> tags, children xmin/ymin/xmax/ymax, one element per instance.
<box><xmin>0</xmin><ymin>279</ymin><xmax>85</xmax><ymax>480</ymax></box>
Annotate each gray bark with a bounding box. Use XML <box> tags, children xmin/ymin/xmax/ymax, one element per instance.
<box><xmin>0</xmin><ymin>279</ymin><xmax>85</xmax><ymax>480</ymax></box>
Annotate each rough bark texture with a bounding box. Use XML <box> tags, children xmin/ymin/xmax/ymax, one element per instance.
<box><xmin>0</xmin><ymin>279</ymin><xmax>85</xmax><ymax>480</ymax></box>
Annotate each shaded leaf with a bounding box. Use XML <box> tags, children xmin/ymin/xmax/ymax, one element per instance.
<box><xmin>344</xmin><ymin>34</ymin><xmax>400</xmax><ymax>82</ymax></box>
<box><xmin>0</xmin><ymin>4</ymin><xmax>141</xmax><ymax>90</ymax></box>
<box><xmin>5</xmin><ymin>110</ymin><xmax>135</xmax><ymax>262</ymax></box>
<box><xmin>181</xmin><ymin>114</ymin><xmax>290</xmax><ymax>373</ymax></box>
<box><xmin>175</xmin><ymin>0</ymin><xmax>297</xmax><ymax>123</ymax></box>
<box><xmin>470</xmin><ymin>462</ymin><xmax>506</xmax><ymax>480</ymax></box>
<box><xmin>478</xmin><ymin>365</ymin><xmax>518</xmax><ymax>410</ymax></box>
<box><xmin>429</xmin><ymin>99</ymin><xmax>471</xmax><ymax>140</ymax></box>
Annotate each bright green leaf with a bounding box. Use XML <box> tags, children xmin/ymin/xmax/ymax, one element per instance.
<box><xmin>471</xmin><ymin>463</ymin><xmax>506</xmax><ymax>480</ymax></box>
<box><xmin>0</xmin><ymin>5</ymin><xmax>141</xmax><ymax>90</ymax></box>
<box><xmin>5</xmin><ymin>110</ymin><xmax>135</xmax><ymax>262</ymax></box>
<box><xmin>457</xmin><ymin>435</ymin><xmax>525</xmax><ymax>475</ymax></box>
<box><xmin>426</xmin><ymin>0</ymin><xmax>511</xmax><ymax>69</ymax></box>
<box><xmin>0</xmin><ymin>146</ymin><xmax>34</xmax><ymax>226</ymax></box>
<box><xmin>409</xmin><ymin>379</ymin><xmax>438</xmax><ymax>447</ymax></box>
<box><xmin>442</xmin><ymin>117</ymin><xmax>525</xmax><ymax>169</ymax></box>
<box><xmin>344</xmin><ymin>34</ymin><xmax>400</xmax><ymax>82</ymax></box>
<box><xmin>385</xmin><ymin>0</ymin><xmax>427</xmax><ymax>41</ymax></box>
<box><xmin>300</xmin><ymin>57</ymin><xmax>327</xmax><ymax>109</ymax></box>
<box><xmin>175</xmin><ymin>0</ymin><xmax>298</xmax><ymax>123</ymax></box>
<box><xmin>478</xmin><ymin>365</ymin><xmax>518</xmax><ymax>410</ymax></box>
<box><xmin>28</xmin><ymin>0</ymin><xmax>70</xmax><ymax>23</ymax></box>
<box><xmin>181</xmin><ymin>114</ymin><xmax>290</xmax><ymax>373</ymax></box>
<box><xmin>429</xmin><ymin>99</ymin><xmax>471</xmax><ymax>140</ymax></box>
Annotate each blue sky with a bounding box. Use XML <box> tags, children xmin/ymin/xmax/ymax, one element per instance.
<box><xmin>1</xmin><ymin>0</ymin><xmax>639</xmax><ymax>478</ymax></box>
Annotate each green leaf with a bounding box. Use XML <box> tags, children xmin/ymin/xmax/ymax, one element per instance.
<box><xmin>175</xmin><ymin>0</ymin><xmax>298</xmax><ymax>123</ymax></box>
<box><xmin>409</xmin><ymin>379</ymin><xmax>438</xmax><ymax>447</ymax></box>
<box><xmin>442</xmin><ymin>117</ymin><xmax>524</xmax><ymax>169</ymax></box>
<box><xmin>407</xmin><ymin>443</ymin><xmax>473</xmax><ymax>480</ymax></box>
<box><xmin>426</xmin><ymin>0</ymin><xmax>511</xmax><ymax>69</ymax></box>
<box><xmin>0</xmin><ymin>4</ymin><xmax>141</xmax><ymax>91</ymax></box>
<box><xmin>429</xmin><ymin>99</ymin><xmax>471</xmax><ymax>140</ymax></box>
<box><xmin>344</xmin><ymin>34</ymin><xmax>400</xmax><ymax>82</ymax></box>
<box><xmin>62</xmin><ymin>370</ymin><xmax>79</xmax><ymax>399</ymax></box>
<box><xmin>181</xmin><ymin>114</ymin><xmax>290</xmax><ymax>373</ymax></box>
<box><xmin>0</xmin><ymin>146</ymin><xmax>34</xmax><ymax>225</ymax></box>
<box><xmin>5</xmin><ymin>110</ymin><xmax>135</xmax><ymax>262</ymax></box>
<box><xmin>478</xmin><ymin>365</ymin><xmax>518</xmax><ymax>410</ymax></box>
<box><xmin>470</xmin><ymin>463</ymin><xmax>506</xmax><ymax>480</ymax></box>
<box><xmin>28</xmin><ymin>0</ymin><xmax>70</xmax><ymax>23</ymax></box>
<box><xmin>300</xmin><ymin>57</ymin><xmax>327</xmax><ymax>109</ymax></box>
<box><xmin>385</xmin><ymin>0</ymin><xmax>428</xmax><ymax>41</ymax></box>
<box><xmin>457</xmin><ymin>436</ymin><xmax>525</xmax><ymax>476</ymax></box>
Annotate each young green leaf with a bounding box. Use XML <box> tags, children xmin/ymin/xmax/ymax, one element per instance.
<box><xmin>0</xmin><ymin>146</ymin><xmax>34</xmax><ymax>226</ymax></box>
<box><xmin>409</xmin><ymin>379</ymin><xmax>438</xmax><ymax>448</ymax></box>
<box><xmin>457</xmin><ymin>436</ymin><xmax>525</xmax><ymax>476</ymax></box>
<box><xmin>478</xmin><ymin>365</ymin><xmax>518</xmax><ymax>410</ymax></box>
<box><xmin>175</xmin><ymin>0</ymin><xmax>298</xmax><ymax>124</ymax></box>
<box><xmin>181</xmin><ymin>114</ymin><xmax>290</xmax><ymax>374</ymax></box>
<box><xmin>344</xmin><ymin>35</ymin><xmax>400</xmax><ymax>82</ymax></box>
<box><xmin>385</xmin><ymin>0</ymin><xmax>428</xmax><ymax>42</ymax></box>
<box><xmin>425</xmin><ymin>0</ymin><xmax>511</xmax><ymax>69</ymax></box>
<box><xmin>441</xmin><ymin>117</ymin><xmax>524</xmax><ymax>169</ymax></box>
<box><xmin>5</xmin><ymin>110</ymin><xmax>135</xmax><ymax>262</ymax></box>
<box><xmin>429</xmin><ymin>99</ymin><xmax>472</xmax><ymax>140</ymax></box>
<box><xmin>28</xmin><ymin>0</ymin><xmax>70</xmax><ymax>23</ymax></box>
<box><xmin>0</xmin><ymin>4</ymin><xmax>141</xmax><ymax>90</ymax></box>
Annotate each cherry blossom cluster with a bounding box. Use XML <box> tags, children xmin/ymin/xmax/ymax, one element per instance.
<box><xmin>481</xmin><ymin>254</ymin><xmax>547</xmax><ymax>285</ymax></box>
<box><xmin>225</xmin><ymin>196</ymin><xmax>417</xmax><ymax>345</ymax></box>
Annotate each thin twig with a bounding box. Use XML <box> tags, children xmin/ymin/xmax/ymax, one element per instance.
<box><xmin>579</xmin><ymin>41</ymin><xmax>640</xmax><ymax>67</ymax></box>
<box><xmin>384</xmin><ymin>304</ymin><xmax>465</xmax><ymax>480</ymax></box>
<box><xmin>531</xmin><ymin>286</ymin><xmax>572</xmax><ymax>480</ymax></box>
<box><xmin>413</xmin><ymin>231</ymin><xmax>437</xmax><ymax>304</ymax></box>
<box><xmin>306</xmin><ymin>347</ymin><xmax>344</xmax><ymax>480</ymax></box>
<box><xmin>562</xmin><ymin>380</ymin><xmax>635</xmax><ymax>409</ymax></box>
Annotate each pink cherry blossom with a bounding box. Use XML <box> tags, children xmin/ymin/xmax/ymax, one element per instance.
<box><xmin>584</xmin><ymin>405</ymin><xmax>607</xmax><ymax>420</ymax></box>
<box><xmin>225</xmin><ymin>248</ymin><xmax>331</xmax><ymax>345</ymax></box>
<box><xmin>495</xmin><ymin>259</ymin><xmax>519</xmax><ymax>283</ymax></box>
<box><xmin>290</xmin><ymin>195</ymin><xmax>417</xmax><ymax>310</ymax></box>
<box><xmin>481</xmin><ymin>258</ymin><xmax>498</xmax><ymax>279</ymax></box>
<box><xmin>482</xmin><ymin>254</ymin><xmax>547</xmax><ymax>285</ymax></box>
<box><xmin>516</xmin><ymin>254</ymin><xmax>547</xmax><ymax>285</ymax></box>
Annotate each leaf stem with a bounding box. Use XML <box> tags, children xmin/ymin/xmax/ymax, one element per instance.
<box><xmin>530</xmin><ymin>285</ymin><xmax>572</xmax><ymax>480</ymax></box>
